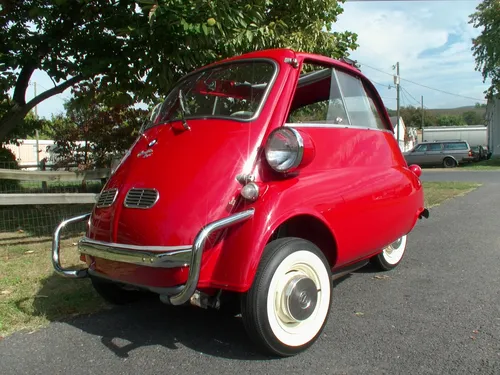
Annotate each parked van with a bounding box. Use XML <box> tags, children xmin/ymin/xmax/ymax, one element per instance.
<box><xmin>52</xmin><ymin>48</ymin><xmax>427</xmax><ymax>357</ymax></box>
<box><xmin>404</xmin><ymin>140</ymin><xmax>473</xmax><ymax>168</ymax></box>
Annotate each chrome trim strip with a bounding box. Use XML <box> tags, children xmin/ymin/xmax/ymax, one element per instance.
<box><xmin>78</xmin><ymin>237</ymin><xmax>191</xmax><ymax>268</ymax></box>
<box><xmin>284</xmin><ymin>122</ymin><xmax>393</xmax><ymax>134</ymax></box>
<box><xmin>79</xmin><ymin>238</ymin><xmax>191</xmax><ymax>252</ymax></box>
<box><xmin>168</xmin><ymin>208</ymin><xmax>255</xmax><ymax>306</ymax></box>
<box><xmin>52</xmin><ymin>213</ymin><xmax>91</xmax><ymax>278</ymax></box>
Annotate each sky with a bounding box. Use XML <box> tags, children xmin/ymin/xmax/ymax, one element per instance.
<box><xmin>333</xmin><ymin>0</ymin><xmax>491</xmax><ymax>111</ymax></box>
<box><xmin>27</xmin><ymin>0</ymin><xmax>491</xmax><ymax>119</ymax></box>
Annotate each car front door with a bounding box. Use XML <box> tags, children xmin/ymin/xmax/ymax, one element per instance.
<box><xmin>406</xmin><ymin>144</ymin><xmax>428</xmax><ymax>165</ymax></box>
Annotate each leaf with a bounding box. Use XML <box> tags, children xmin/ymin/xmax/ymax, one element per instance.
<box><xmin>355</xmin><ymin>312</ymin><xmax>364</xmax><ymax>317</ymax></box>
<box><xmin>246</xmin><ymin>30</ymin><xmax>253</xmax><ymax>43</ymax></box>
<box><xmin>148</xmin><ymin>5</ymin><xmax>158</xmax><ymax>23</ymax></box>
<box><xmin>24</xmin><ymin>250</ymin><xmax>34</xmax><ymax>254</ymax></box>
<box><xmin>0</xmin><ymin>290</ymin><xmax>11</xmax><ymax>295</ymax></box>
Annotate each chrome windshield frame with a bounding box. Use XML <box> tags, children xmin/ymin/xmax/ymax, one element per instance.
<box><xmin>140</xmin><ymin>58</ymin><xmax>280</xmax><ymax>133</ymax></box>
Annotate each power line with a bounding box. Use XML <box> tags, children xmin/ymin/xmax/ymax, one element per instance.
<box><xmin>400</xmin><ymin>86</ymin><xmax>421</xmax><ymax>107</ymax></box>
<box><xmin>357</xmin><ymin>61</ymin><xmax>488</xmax><ymax>102</ymax></box>
<box><xmin>399</xmin><ymin>77</ymin><xmax>487</xmax><ymax>102</ymax></box>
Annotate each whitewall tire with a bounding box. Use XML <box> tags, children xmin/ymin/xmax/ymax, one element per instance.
<box><xmin>241</xmin><ymin>237</ymin><xmax>332</xmax><ymax>357</ymax></box>
<box><xmin>371</xmin><ymin>235</ymin><xmax>408</xmax><ymax>271</ymax></box>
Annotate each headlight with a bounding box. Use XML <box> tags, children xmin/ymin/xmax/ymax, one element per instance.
<box><xmin>265</xmin><ymin>127</ymin><xmax>304</xmax><ymax>173</ymax></box>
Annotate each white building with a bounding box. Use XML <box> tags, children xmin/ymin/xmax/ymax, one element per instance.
<box><xmin>486</xmin><ymin>98</ymin><xmax>500</xmax><ymax>157</ymax></box>
<box><xmin>390</xmin><ymin>116</ymin><xmax>417</xmax><ymax>152</ymax></box>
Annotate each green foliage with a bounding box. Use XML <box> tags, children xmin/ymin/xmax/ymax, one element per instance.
<box><xmin>470</xmin><ymin>0</ymin><xmax>500</xmax><ymax>98</ymax></box>
<box><xmin>462</xmin><ymin>110</ymin><xmax>484</xmax><ymax>125</ymax></box>
<box><xmin>51</xmin><ymin>91</ymin><xmax>147</xmax><ymax>169</ymax></box>
<box><xmin>386</xmin><ymin>106</ymin><xmax>485</xmax><ymax>128</ymax></box>
<box><xmin>0</xmin><ymin>146</ymin><xmax>20</xmax><ymax>191</ymax></box>
<box><xmin>0</xmin><ymin>0</ymin><xmax>358</xmax><ymax>141</ymax></box>
<box><xmin>436</xmin><ymin>114</ymin><xmax>467</xmax><ymax>126</ymax></box>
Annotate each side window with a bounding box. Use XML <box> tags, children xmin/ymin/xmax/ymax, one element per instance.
<box><xmin>335</xmin><ymin>70</ymin><xmax>387</xmax><ymax>130</ymax></box>
<box><xmin>414</xmin><ymin>144</ymin><xmax>428</xmax><ymax>152</ymax></box>
<box><xmin>443</xmin><ymin>142</ymin><xmax>468</xmax><ymax>150</ymax></box>
<box><xmin>287</xmin><ymin>64</ymin><xmax>350</xmax><ymax>125</ymax></box>
<box><xmin>428</xmin><ymin>143</ymin><xmax>442</xmax><ymax>151</ymax></box>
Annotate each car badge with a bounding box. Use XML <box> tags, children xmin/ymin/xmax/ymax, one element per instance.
<box><xmin>137</xmin><ymin>149</ymin><xmax>153</xmax><ymax>158</ymax></box>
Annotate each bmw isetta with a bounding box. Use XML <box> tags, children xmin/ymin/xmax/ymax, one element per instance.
<box><xmin>52</xmin><ymin>48</ymin><xmax>428</xmax><ymax>357</ymax></box>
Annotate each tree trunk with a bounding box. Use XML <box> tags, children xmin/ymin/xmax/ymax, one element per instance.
<box><xmin>0</xmin><ymin>103</ymin><xmax>32</xmax><ymax>142</ymax></box>
<box><xmin>0</xmin><ymin>74</ymin><xmax>84</xmax><ymax>143</ymax></box>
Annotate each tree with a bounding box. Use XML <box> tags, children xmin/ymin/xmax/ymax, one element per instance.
<box><xmin>386</xmin><ymin>106</ymin><xmax>437</xmax><ymax>128</ymax></box>
<box><xmin>462</xmin><ymin>110</ymin><xmax>484</xmax><ymax>125</ymax></box>
<box><xmin>50</xmin><ymin>91</ymin><xmax>147</xmax><ymax>169</ymax></box>
<box><xmin>0</xmin><ymin>0</ymin><xmax>358</xmax><ymax>142</ymax></box>
<box><xmin>470</xmin><ymin>0</ymin><xmax>500</xmax><ymax>98</ymax></box>
<box><xmin>435</xmin><ymin>114</ymin><xmax>466</xmax><ymax>126</ymax></box>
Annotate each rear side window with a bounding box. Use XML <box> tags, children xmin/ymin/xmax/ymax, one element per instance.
<box><xmin>428</xmin><ymin>143</ymin><xmax>442</xmax><ymax>151</ymax></box>
<box><xmin>336</xmin><ymin>70</ymin><xmax>387</xmax><ymax>130</ymax></box>
<box><xmin>443</xmin><ymin>142</ymin><xmax>468</xmax><ymax>150</ymax></box>
<box><xmin>287</xmin><ymin>66</ymin><xmax>349</xmax><ymax>124</ymax></box>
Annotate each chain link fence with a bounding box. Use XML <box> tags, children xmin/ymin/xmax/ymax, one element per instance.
<box><xmin>0</xmin><ymin>168</ymin><xmax>106</xmax><ymax>238</ymax></box>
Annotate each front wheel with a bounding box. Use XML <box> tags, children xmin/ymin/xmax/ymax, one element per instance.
<box><xmin>241</xmin><ymin>238</ymin><xmax>332</xmax><ymax>357</ymax></box>
<box><xmin>370</xmin><ymin>235</ymin><xmax>408</xmax><ymax>271</ymax></box>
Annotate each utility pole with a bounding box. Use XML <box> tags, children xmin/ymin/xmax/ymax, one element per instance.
<box><xmin>34</xmin><ymin>82</ymin><xmax>40</xmax><ymax>169</ymax></box>
<box><xmin>421</xmin><ymin>95</ymin><xmax>425</xmax><ymax>142</ymax></box>
<box><xmin>394</xmin><ymin>62</ymin><xmax>401</xmax><ymax>148</ymax></box>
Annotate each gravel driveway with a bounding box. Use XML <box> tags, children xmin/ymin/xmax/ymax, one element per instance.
<box><xmin>0</xmin><ymin>182</ymin><xmax>499</xmax><ymax>375</ymax></box>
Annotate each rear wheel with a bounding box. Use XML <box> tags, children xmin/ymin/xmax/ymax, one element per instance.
<box><xmin>90</xmin><ymin>276</ymin><xmax>145</xmax><ymax>305</ymax></box>
<box><xmin>241</xmin><ymin>238</ymin><xmax>332</xmax><ymax>357</ymax></box>
<box><xmin>370</xmin><ymin>235</ymin><xmax>407</xmax><ymax>271</ymax></box>
<box><xmin>443</xmin><ymin>157</ymin><xmax>457</xmax><ymax>168</ymax></box>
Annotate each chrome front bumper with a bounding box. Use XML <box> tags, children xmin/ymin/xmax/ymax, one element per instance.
<box><xmin>51</xmin><ymin>208</ymin><xmax>255</xmax><ymax>305</ymax></box>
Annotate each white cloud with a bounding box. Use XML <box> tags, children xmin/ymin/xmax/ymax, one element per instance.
<box><xmin>333</xmin><ymin>0</ymin><xmax>491</xmax><ymax>109</ymax></box>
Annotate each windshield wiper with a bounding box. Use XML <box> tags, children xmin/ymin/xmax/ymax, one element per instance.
<box><xmin>177</xmin><ymin>89</ymin><xmax>191</xmax><ymax>131</ymax></box>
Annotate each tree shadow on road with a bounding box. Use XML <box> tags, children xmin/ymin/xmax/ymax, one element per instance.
<box><xmin>26</xmin><ymin>272</ymin><xmax>275</xmax><ymax>361</ymax></box>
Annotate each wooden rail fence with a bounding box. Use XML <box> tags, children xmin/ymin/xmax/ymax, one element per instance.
<box><xmin>0</xmin><ymin>168</ymin><xmax>110</xmax><ymax>205</ymax></box>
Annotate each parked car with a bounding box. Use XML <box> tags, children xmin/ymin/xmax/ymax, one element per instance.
<box><xmin>403</xmin><ymin>140</ymin><xmax>473</xmax><ymax>168</ymax></box>
<box><xmin>52</xmin><ymin>48</ymin><xmax>427</xmax><ymax>357</ymax></box>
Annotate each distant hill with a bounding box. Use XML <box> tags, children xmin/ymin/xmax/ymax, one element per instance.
<box><xmin>426</xmin><ymin>106</ymin><xmax>486</xmax><ymax>118</ymax></box>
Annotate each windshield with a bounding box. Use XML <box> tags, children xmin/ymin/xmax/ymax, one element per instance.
<box><xmin>144</xmin><ymin>60</ymin><xmax>276</xmax><ymax>131</ymax></box>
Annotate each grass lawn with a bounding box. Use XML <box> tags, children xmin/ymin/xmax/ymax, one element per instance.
<box><xmin>462</xmin><ymin>158</ymin><xmax>500</xmax><ymax>170</ymax></box>
<box><xmin>0</xmin><ymin>232</ymin><xmax>109</xmax><ymax>337</ymax></box>
<box><xmin>0</xmin><ymin>181</ymin><xmax>481</xmax><ymax>337</ymax></box>
<box><xmin>423</xmin><ymin>181</ymin><xmax>481</xmax><ymax>208</ymax></box>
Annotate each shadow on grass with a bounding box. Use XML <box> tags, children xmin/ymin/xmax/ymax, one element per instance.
<box><xmin>19</xmin><ymin>268</ymin><xmax>354</xmax><ymax>360</ymax></box>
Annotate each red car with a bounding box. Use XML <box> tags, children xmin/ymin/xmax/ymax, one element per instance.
<box><xmin>52</xmin><ymin>48</ymin><xmax>428</xmax><ymax>357</ymax></box>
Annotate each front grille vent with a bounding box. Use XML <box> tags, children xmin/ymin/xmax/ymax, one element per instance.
<box><xmin>124</xmin><ymin>188</ymin><xmax>159</xmax><ymax>209</ymax></box>
<box><xmin>96</xmin><ymin>189</ymin><xmax>118</xmax><ymax>208</ymax></box>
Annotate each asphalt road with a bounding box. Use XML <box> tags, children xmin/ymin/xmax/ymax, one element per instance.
<box><xmin>421</xmin><ymin>169</ymin><xmax>500</xmax><ymax>183</ymax></box>
<box><xmin>1</xmin><ymin>181</ymin><xmax>499</xmax><ymax>374</ymax></box>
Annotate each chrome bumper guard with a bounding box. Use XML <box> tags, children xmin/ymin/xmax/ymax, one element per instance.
<box><xmin>51</xmin><ymin>208</ymin><xmax>255</xmax><ymax>306</ymax></box>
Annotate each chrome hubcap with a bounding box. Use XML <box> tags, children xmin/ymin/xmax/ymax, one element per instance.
<box><xmin>283</xmin><ymin>275</ymin><xmax>318</xmax><ymax>321</ymax></box>
<box><xmin>387</xmin><ymin>237</ymin><xmax>403</xmax><ymax>253</ymax></box>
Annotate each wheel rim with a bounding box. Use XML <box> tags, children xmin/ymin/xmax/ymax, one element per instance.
<box><xmin>266</xmin><ymin>250</ymin><xmax>331</xmax><ymax>347</ymax></box>
<box><xmin>444</xmin><ymin>159</ymin><xmax>455</xmax><ymax>167</ymax></box>
<box><xmin>382</xmin><ymin>235</ymin><xmax>407</xmax><ymax>265</ymax></box>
